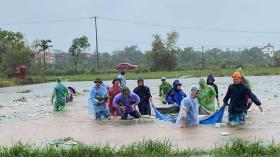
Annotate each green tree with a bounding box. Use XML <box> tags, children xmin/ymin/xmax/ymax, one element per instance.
<box><xmin>111</xmin><ymin>45</ymin><xmax>144</xmax><ymax>65</ymax></box>
<box><xmin>0</xmin><ymin>29</ymin><xmax>34</xmax><ymax>76</ymax></box>
<box><xmin>69</xmin><ymin>36</ymin><xmax>90</xmax><ymax>73</ymax></box>
<box><xmin>273</xmin><ymin>52</ymin><xmax>280</xmax><ymax>66</ymax></box>
<box><xmin>148</xmin><ymin>32</ymin><xmax>179</xmax><ymax>71</ymax></box>
<box><xmin>32</xmin><ymin>39</ymin><xmax>52</xmax><ymax>77</ymax></box>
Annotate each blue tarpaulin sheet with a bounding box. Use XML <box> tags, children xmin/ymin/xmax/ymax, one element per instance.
<box><xmin>153</xmin><ymin>106</ymin><xmax>225</xmax><ymax>125</ymax></box>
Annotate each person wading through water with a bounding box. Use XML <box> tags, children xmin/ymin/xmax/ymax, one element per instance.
<box><xmin>108</xmin><ymin>78</ymin><xmax>122</xmax><ymax>118</ymax></box>
<box><xmin>113</xmin><ymin>87</ymin><xmax>141</xmax><ymax>120</ymax></box>
<box><xmin>51</xmin><ymin>78</ymin><xmax>69</xmax><ymax>111</ymax></box>
<box><xmin>223</xmin><ymin>71</ymin><xmax>263</xmax><ymax>126</ymax></box>
<box><xmin>133</xmin><ymin>78</ymin><xmax>153</xmax><ymax>116</ymax></box>
<box><xmin>159</xmin><ymin>77</ymin><xmax>172</xmax><ymax>104</ymax></box>
<box><xmin>88</xmin><ymin>78</ymin><xmax>111</xmax><ymax>120</ymax></box>
<box><xmin>207</xmin><ymin>74</ymin><xmax>220</xmax><ymax>107</ymax></box>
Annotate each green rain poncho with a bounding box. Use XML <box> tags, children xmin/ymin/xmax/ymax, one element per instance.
<box><xmin>51</xmin><ymin>79</ymin><xmax>69</xmax><ymax>111</ymax></box>
<box><xmin>197</xmin><ymin>78</ymin><xmax>217</xmax><ymax>111</ymax></box>
<box><xmin>159</xmin><ymin>82</ymin><xmax>172</xmax><ymax>104</ymax></box>
<box><xmin>237</xmin><ymin>67</ymin><xmax>252</xmax><ymax>89</ymax></box>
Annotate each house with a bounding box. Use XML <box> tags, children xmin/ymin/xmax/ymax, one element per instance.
<box><xmin>34</xmin><ymin>49</ymin><xmax>54</xmax><ymax>64</ymax></box>
<box><xmin>35</xmin><ymin>49</ymin><xmax>67</xmax><ymax>65</ymax></box>
<box><xmin>261</xmin><ymin>43</ymin><xmax>275</xmax><ymax>57</ymax></box>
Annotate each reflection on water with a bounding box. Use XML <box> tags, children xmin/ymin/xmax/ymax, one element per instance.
<box><xmin>0</xmin><ymin>76</ymin><xmax>280</xmax><ymax>148</ymax></box>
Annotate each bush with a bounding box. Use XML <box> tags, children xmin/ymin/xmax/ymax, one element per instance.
<box><xmin>0</xmin><ymin>80</ymin><xmax>15</xmax><ymax>87</ymax></box>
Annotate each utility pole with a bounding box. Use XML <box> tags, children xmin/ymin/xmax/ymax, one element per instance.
<box><xmin>94</xmin><ymin>16</ymin><xmax>99</xmax><ymax>69</ymax></box>
<box><xmin>201</xmin><ymin>46</ymin><xmax>205</xmax><ymax>69</ymax></box>
<box><xmin>43</xmin><ymin>48</ymin><xmax>46</xmax><ymax>77</ymax></box>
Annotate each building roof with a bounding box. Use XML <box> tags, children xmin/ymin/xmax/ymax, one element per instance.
<box><xmin>261</xmin><ymin>43</ymin><xmax>274</xmax><ymax>49</ymax></box>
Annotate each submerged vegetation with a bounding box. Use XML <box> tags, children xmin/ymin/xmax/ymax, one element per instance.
<box><xmin>16</xmin><ymin>89</ymin><xmax>32</xmax><ymax>93</ymax></box>
<box><xmin>0</xmin><ymin>139</ymin><xmax>280</xmax><ymax>157</ymax></box>
<box><xmin>12</xmin><ymin>97</ymin><xmax>27</xmax><ymax>102</ymax></box>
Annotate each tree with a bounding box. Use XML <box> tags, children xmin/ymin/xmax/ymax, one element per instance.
<box><xmin>0</xmin><ymin>29</ymin><xmax>34</xmax><ymax>76</ymax></box>
<box><xmin>148</xmin><ymin>32</ymin><xmax>179</xmax><ymax>71</ymax></box>
<box><xmin>69</xmin><ymin>36</ymin><xmax>90</xmax><ymax>73</ymax></box>
<box><xmin>111</xmin><ymin>45</ymin><xmax>144</xmax><ymax>65</ymax></box>
<box><xmin>273</xmin><ymin>52</ymin><xmax>280</xmax><ymax>66</ymax></box>
<box><xmin>32</xmin><ymin>39</ymin><xmax>52</xmax><ymax>77</ymax></box>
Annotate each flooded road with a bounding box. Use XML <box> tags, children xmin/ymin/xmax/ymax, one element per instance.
<box><xmin>0</xmin><ymin>76</ymin><xmax>280</xmax><ymax>148</ymax></box>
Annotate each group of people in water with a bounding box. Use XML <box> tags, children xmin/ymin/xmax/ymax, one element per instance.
<box><xmin>51</xmin><ymin>69</ymin><xmax>263</xmax><ymax>128</ymax></box>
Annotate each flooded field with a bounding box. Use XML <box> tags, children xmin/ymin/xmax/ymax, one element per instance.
<box><xmin>0</xmin><ymin>76</ymin><xmax>280</xmax><ymax>148</ymax></box>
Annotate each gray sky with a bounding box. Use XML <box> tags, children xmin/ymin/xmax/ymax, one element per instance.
<box><xmin>1</xmin><ymin>0</ymin><xmax>280</xmax><ymax>53</ymax></box>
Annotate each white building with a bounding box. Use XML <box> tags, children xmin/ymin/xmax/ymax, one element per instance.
<box><xmin>261</xmin><ymin>43</ymin><xmax>275</xmax><ymax>57</ymax></box>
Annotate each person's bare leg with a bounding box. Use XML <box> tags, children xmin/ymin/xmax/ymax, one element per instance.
<box><xmin>181</xmin><ymin>117</ymin><xmax>186</xmax><ymax>128</ymax></box>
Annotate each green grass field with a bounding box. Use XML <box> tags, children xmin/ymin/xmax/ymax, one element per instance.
<box><xmin>45</xmin><ymin>66</ymin><xmax>280</xmax><ymax>82</ymax></box>
<box><xmin>0</xmin><ymin>139</ymin><xmax>279</xmax><ymax>157</ymax></box>
<box><xmin>1</xmin><ymin>66</ymin><xmax>280</xmax><ymax>87</ymax></box>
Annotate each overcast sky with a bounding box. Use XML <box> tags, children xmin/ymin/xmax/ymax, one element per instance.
<box><xmin>1</xmin><ymin>0</ymin><xmax>280</xmax><ymax>53</ymax></box>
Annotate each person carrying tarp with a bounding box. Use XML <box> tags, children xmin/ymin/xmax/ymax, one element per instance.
<box><xmin>176</xmin><ymin>86</ymin><xmax>200</xmax><ymax>128</ymax></box>
<box><xmin>167</xmin><ymin>80</ymin><xmax>187</xmax><ymax>112</ymax></box>
<box><xmin>223</xmin><ymin>71</ymin><xmax>263</xmax><ymax>126</ymax></box>
<box><xmin>108</xmin><ymin>78</ymin><xmax>122</xmax><ymax>117</ymax></box>
<box><xmin>118</xmin><ymin>71</ymin><xmax>126</xmax><ymax>88</ymax></box>
<box><xmin>159</xmin><ymin>77</ymin><xmax>172</xmax><ymax>104</ymax></box>
<box><xmin>51</xmin><ymin>78</ymin><xmax>69</xmax><ymax>111</ymax></box>
<box><xmin>197</xmin><ymin>78</ymin><xmax>217</xmax><ymax>112</ymax></box>
<box><xmin>88</xmin><ymin>78</ymin><xmax>111</xmax><ymax>120</ymax></box>
<box><xmin>133</xmin><ymin>78</ymin><xmax>153</xmax><ymax>115</ymax></box>
<box><xmin>207</xmin><ymin>74</ymin><xmax>220</xmax><ymax>107</ymax></box>
<box><xmin>113</xmin><ymin>87</ymin><xmax>141</xmax><ymax>120</ymax></box>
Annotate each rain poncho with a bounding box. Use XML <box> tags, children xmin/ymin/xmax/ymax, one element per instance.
<box><xmin>113</xmin><ymin>92</ymin><xmax>140</xmax><ymax>114</ymax></box>
<box><xmin>197</xmin><ymin>79</ymin><xmax>216</xmax><ymax>111</ymax></box>
<box><xmin>118</xmin><ymin>74</ymin><xmax>126</xmax><ymax>87</ymax></box>
<box><xmin>88</xmin><ymin>85</ymin><xmax>110</xmax><ymax>119</ymax></box>
<box><xmin>237</xmin><ymin>67</ymin><xmax>252</xmax><ymax>89</ymax></box>
<box><xmin>159</xmin><ymin>82</ymin><xmax>172</xmax><ymax>103</ymax></box>
<box><xmin>133</xmin><ymin>85</ymin><xmax>152</xmax><ymax>115</ymax></box>
<box><xmin>167</xmin><ymin>80</ymin><xmax>186</xmax><ymax>106</ymax></box>
<box><xmin>176</xmin><ymin>95</ymin><xmax>199</xmax><ymax>127</ymax></box>
<box><xmin>108</xmin><ymin>85</ymin><xmax>122</xmax><ymax>116</ymax></box>
<box><xmin>52</xmin><ymin>81</ymin><xmax>69</xmax><ymax>111</ymax></box>
<box><xmin>207</xmin><ymin>74</ymin><xmax>218</xmax><ymax>98</ymax></box>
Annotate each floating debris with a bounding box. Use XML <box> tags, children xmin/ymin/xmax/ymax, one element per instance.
<box><xmin>273</xmin><ymin>95</ymin><xmax>278</xmax><ymax>98</ymax></box>
<box><xmin>0</xmin><ymin>114</ymin><xmax>8</xmax><ymax>117</ymax></box>
<box><xmin>50</xmin><ymin>137</ymin><xmax>80</xmax><ymax>147</ymax></box>
<box><xmin>214</xmin><ymin>123</ymin><xmax>227</xmax><ymax>128</ymax></box>
<box><xmin>220</xmin><ymin>132</ymin><xmax>229</xmax><ymax>136</ymax></box>
<box><xmin>83</xmin><ymin>89</ymin><xmax>89</xmax><ymax>93</ymax></box>
<box><xmin>16</xmin><ymin>89</ymin><xmax>32</xmax><ymax>93</ymax></box>
<box><xmin>13</xmin><ymin>97</ymin><xmax>27</xmax><ymax>102</ymax></box>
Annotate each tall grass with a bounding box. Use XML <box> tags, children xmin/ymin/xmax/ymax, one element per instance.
<box><xmin>0</xmin><ymin>139</ymin><xmax>280</xmax><ymax>157</ymax></box>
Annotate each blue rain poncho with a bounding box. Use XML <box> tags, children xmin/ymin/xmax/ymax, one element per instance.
<box><xmin>118</xmin><ymin>74</ymin><xmax>126</xmax><ymax>87</ymax></box>
<box><xmin>88</xmin><ymin>85</ymin><xmax>110</xmax><ymax>119</ymax></box>
<box><xmin>176</xmin><ymin>95</ymin><xmax>199</xmax><ymax>127</ymax></box>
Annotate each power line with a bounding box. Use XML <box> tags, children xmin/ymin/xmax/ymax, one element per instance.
<box><xmin>0</xmin><ymin>17</ymin><xmax>90</xmax><ymax>26</ymax></box>
<box><xmin>100</xmin><ymin>17</ymin><xmax>280</xmax><ymax>34</ymax></box>
<box><xmin>1</xmin><ymin>16</ymin><xmax>280</xmax><ymax>34</ymax></box>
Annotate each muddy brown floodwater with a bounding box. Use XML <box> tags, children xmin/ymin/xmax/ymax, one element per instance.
<box><xmin>0</xmin><ymin>76</ymin><xmax>280</xmax><ymax>148</ymax></box>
